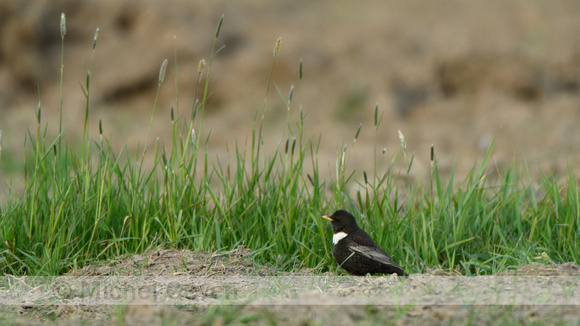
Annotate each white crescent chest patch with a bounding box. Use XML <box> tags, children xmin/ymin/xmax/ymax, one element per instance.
<box><xmin>332</xmin><ymin>231</ymin><xmax>348</xmax><ymax>245</ymax></box>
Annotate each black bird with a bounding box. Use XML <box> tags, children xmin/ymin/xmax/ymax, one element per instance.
<box><xmin>323</xmin><ymin>210</ymin><xmax>406</xmax><ymax>276</ymax></box>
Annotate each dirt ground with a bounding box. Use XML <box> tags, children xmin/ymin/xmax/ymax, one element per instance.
<box><xmin>2</xmin><ymin>246</ymin><xmax>580</xmax><ymax>325</ymax></box>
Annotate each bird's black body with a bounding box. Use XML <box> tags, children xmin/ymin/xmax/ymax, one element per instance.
<box><xmin>323</xmin><ymin>210</ymin><xmax>406</xmax><ymax>276</ymax></box>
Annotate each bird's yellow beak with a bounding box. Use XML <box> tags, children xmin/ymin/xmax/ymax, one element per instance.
<box><xmin>322</xmin><ymin>215</ymin><xmax>333</xmax><ymax>221</ymax></box>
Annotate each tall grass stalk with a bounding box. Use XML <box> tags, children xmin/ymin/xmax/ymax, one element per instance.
<box><xmin>58</xmin><ymin>13</ymin><xmax>66</xmax><ymax>152</ymax></box>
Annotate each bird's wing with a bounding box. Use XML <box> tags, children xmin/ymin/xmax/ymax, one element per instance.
<box><xmin>349</xmin><ymin>244</ymin><xmax>398</xmax><ymax>266</ymax></box>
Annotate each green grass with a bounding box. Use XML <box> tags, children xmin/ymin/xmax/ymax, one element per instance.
<box><xmin>0</xmin><ymin>15</ymin><xmax>579</xmax><ymax>276</ymax></box>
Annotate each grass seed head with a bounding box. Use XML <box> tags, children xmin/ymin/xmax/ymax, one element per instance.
<box><xmin>354</xmin><ymin>123</ymin><xmax>362</xmax><ymax>142</ymax></box>
<box><xmin>430</xmin><ymin>144</ymin><xmax>435</xmax><ymax>168</ymax></box>
<box><xmin>340</xmin><ymin>144</ymin><xmax>347</xmax><ymax>170</ymax></box>
<box><xmin>288</xmin><ymin>85</ymin><xmax>294</xmax><ymax>108</ymax></box>
<box><xmin>60</xmin><ymin>13</ymin><xmax>66</xmax><ymax>40</ymax></box>
<box><xmin>158</xmin><ymin>59</ymin><xmax>168</xmax><ymax>85</ymax></box>
<box><xmin>93</xmin><ymin>28</ymin><xmax>99</xmax><ymax>49</ymax></box>
<box><xmin>198</xmin><ymin>59</ymin><xmax>206</xmax><ymax>75</ymax></box>
<box><xmin>374</xmin><ymin>103</ymin><xmax>379</xmax><ymax>127</ymax></box>
<box><xmin>99</xmin><ymin>118</ymin><xmax>103</xmax><ymax>145</ymax></box>
<box><xmin>299</xmin><ymin>59</ymin><xmax>303</xmax><ymax>81</ymax></box>
<box><xmin>273</xmin><ymin>37</ymin><xmax>282</xmax><ymax>57</ymax></box>
<box><xmin>215</xmin><ymin>14</ymin><xmax>224</xmax><ymax>39</ymax></box>
<box><xmin>398</xmin><ymin>130</ymin><xmax>406</xmax><ymax>153</ymax></box>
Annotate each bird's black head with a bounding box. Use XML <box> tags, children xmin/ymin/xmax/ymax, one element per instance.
<box><xmin>322</xmin><ymin>210</ymin><xmax>360</xmax><ymax>234</ymax></box>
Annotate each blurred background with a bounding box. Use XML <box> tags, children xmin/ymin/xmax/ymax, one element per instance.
<box><xmin>1</xmin><ymin>0</ymin><xmax>579</xmax><ymax>193</ymax></box>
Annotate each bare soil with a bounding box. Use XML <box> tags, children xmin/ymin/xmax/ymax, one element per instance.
<box><xmin>2</xmin><ymin>246</ymin><xmax>580</xmax><ymax>325</ymax></box>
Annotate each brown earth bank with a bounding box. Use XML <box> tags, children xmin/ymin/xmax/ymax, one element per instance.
<box><xmin>1</xmin><ymin>0</ymin><xmax>580</xmax><ymax>193</ymax></box>
<box><xmin>1</xmin><ymin>246</ymin><xmax>580</xmax><ymax>325</ymax></box>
